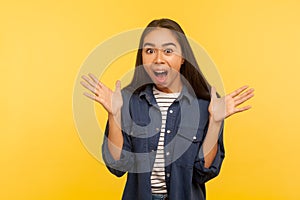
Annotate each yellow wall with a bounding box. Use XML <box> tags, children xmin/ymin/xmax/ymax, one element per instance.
<box><xmin>1</xmin><ymin>0</ymin><xmax>300</xmax><ymax>199</ymax></box>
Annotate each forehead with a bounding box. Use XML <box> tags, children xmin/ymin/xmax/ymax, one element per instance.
<box><xmin>143</xmin><ymin>28</ymin><xmax>180</xmax><ymax>46</ymax></box>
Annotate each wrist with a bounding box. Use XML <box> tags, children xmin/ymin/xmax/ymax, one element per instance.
<box><xmin>108</xmin><ymin>110</ymin><xmax>121</xmax><ymax>121</ymax></box>
<box><xmin>108</xmin><ymin>111</ymin><xmax>122</xmax><ymax>131</ymax></box>
<box><xmin>209</xmin><ymin>115</ymin><xmax>223</xmax><ymax>126</ymax></box>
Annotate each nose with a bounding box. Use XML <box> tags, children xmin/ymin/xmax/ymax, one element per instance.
<box><xmin>154</xmin><ymin>49</ymin><xmax>165</xmax><ymax>64</ymax></box>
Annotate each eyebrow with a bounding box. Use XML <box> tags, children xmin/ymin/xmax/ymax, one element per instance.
<box><xmin>143</xmin><ymin>42</ymin><xmax>177</xmax><ymax>48</ymax></box>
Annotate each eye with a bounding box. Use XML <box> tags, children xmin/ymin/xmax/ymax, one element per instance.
<box><xmin>164</xmin><ymin>48</ymin><xmax>173</xmax><ymax>54</ymax></box>
<box><xmin>145</xmin><ymin>48</ymin><xmax>155</xmax><ymax>54</ymax></box>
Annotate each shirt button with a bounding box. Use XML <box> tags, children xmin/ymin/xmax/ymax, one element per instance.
<box><xmin>166</xmin><ymin>173</ymin><xmax>170</xmax><ymax>177</ymax></box>
<box><xmin>166</xmin><ymin>152</ymin><xmax>170</xmax><ymax>156</ymax></box>
<box><xmin>155</xmin><ymin>128</ymin><xmax>160</xmax><ymax>131</ymax></box>
<box><xmin>193</xmin><ymin>136</ymin><xmax>197</xmax><ymax>140</ymax></box>
<box><xmin>166</xmin><ymin>130</ymin><xmax>171</xmax><ymax>134</ymax></box>
<box><xmin>169</xmin><ymin>110</ymin><xmax>173</xmax><ymax>114</ymax></box>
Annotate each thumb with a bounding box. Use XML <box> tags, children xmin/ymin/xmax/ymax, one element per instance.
<box><xmin>210</xmin><ymin>86</ymin><xmax>217</xmax><ymax>99</ymax></box>
<box><xmin>115</xmin><ymin>80</ymin><xmax>121</xmax><ymax>92</ymax></box>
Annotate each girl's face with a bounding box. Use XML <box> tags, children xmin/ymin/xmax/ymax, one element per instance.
<box><xmin>142</xmin><ymin>28</ymin><xmax>184</xmax><ymax>93</ymax></box>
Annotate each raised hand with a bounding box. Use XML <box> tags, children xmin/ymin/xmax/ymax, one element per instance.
<box><xmin>208</xmin><ymin>85</ymin><xmax>254</xmax><ymax>122</ymax></box>
<box><xmin>80</xmin><ymin>73</ymin><xmax>123</xmax><ymax>116</ymax></box>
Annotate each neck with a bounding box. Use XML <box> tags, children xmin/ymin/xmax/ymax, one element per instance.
<box><xmin>154</xmin><ymin>82</ymin><xmax>182</xmax><ymax>93</ymax></box>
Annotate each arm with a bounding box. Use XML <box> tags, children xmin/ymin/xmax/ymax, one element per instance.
<box><xmin>107</xmin><ymin>112</ymin><xmax>123</xmax><ymax>160</ymax></box>
<box><xmin>203</xmin><ymin>85</ymin><xmax>254</xmax><ymax>168</ymax></box>
<box><xmin>80</xmin><ymin>73</ymin><xmax>123</xmax><ymax>160</ymax></box>
<box><xmin>202</xmin><ymin>117</ymin><xmax>222</xmax><ymax>168</ymax></box>
<box><xmin>193</xmin><ymin>85</ymin><xmax>253</xmax><ymax>184</ymax></box>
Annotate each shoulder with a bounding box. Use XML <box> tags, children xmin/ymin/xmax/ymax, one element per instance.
<box><xmin>122</xmin><ymin>84</ymin><xmax>154</xmax><ymax>101</ymax></box>
<box><xmin>196</xmin><ymin>98</ymin><xmax>210</xmax><ymax>123</ymax></box>
<box><xmin>196</xmin><ymin>98</ymin><xmax>210</xmax><ymax>112</ymax></box>
<box><xmin>121</xmin><ymin>87</ymin><xmax>143</xmax><ymax>102</ymax></box>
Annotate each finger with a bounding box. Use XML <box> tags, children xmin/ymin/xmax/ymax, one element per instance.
<box><xmin>234</xmin><ymin>105</ymin><xmax>252</xmax><ymax>113</ymax></box>
<box><xmin>81</xmin><ymin>75</ymin><xmax>97</xmax><ymax>88</ymax></box>
<box><xmin>83</xmin><ymin>92</ymin><xmax>112</xmax><ymax>113</ymax></box>
<box><xmin>88</xmin><ymin>73</ymin><xmax>102</xmax><ymax>86</ymax></box>
<box><xmin>234</xmin><ymin>88</ymin><xmax>254</xmax><ymax>101</ymax></box>
<box><xmin>80</xmin><ymin>81</ymin><xmax>99</xmax><ymax>95</ymax></box>
<box><xmin>230</xmin><ymin>85</ymin><xmax>249</xmax><ymax>98</ymax></box>
<box><xmin>210</xmin><ymin>86</ymin><xmax>217</xmax><ymax>99</ymax></box>
<box><xmin>83</xmin><ymin>92</ymin><xmax>97</xmax><ymax>101</ymax></box>
<box><xmin>88</xmin><ymin>73</ymin><xmax>106</xmax><ymax>89</ymax></box>
<box><xmin>235</xmin><ymin>92</ymin><xmax>254</xmax><ymax>107</ymax></box>
<box><xmin>83</xmin><ymin>91</ymin><xmax>107</xmax><ymax>104</ymax></box>
<box><xmin>115</xmin><ymin>80</ymin><xmax>121</xmax><ymax>92</ymax></box>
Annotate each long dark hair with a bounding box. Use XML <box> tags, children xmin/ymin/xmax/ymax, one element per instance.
<box><xmin>126</xmin><ymin>18</ymin><xmax>211</xmax><ymax>100</ymax></box>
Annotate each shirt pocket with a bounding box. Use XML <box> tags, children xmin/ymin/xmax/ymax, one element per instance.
<box><xmin>173</xmin><ymin>127</ymin><xmax>203</xmax><ymax>168</ymax></box>
<box><xmin>129</xmin><ymin>124</ymin><xmax>153</xmax><ymax>172</ymax></box>
<box><xmin>130</xmin><ymin>123</ymin><xmax>148</xmax><ymax>153</ymax></box>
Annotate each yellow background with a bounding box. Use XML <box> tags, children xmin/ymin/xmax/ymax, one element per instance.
<box><xmin>1</xmin><ymin>0</ymin><xmax>300</xmax><ymax>199</ymax></box>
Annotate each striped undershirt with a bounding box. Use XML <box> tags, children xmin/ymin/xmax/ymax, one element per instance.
<box><xmin>151</xmin><ymin>86</ymin><xmax>180</xmax><ymax>194</ymax></box>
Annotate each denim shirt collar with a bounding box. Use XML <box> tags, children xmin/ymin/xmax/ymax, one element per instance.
<box><xmin>138</xmin><ymin>84</ymin><xmax>195</xmax><ymax>105</ymax></box>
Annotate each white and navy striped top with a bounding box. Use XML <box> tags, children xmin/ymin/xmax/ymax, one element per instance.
<box><xmin>151</xmin><ymin>86</ymin><xmax>180</xmax><ymax>194</ymax></box>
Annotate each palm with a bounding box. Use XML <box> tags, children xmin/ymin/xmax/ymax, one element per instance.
<box><xmin>209</xmin><ymin>86</ymin><xmax>254</xmax><ymax>122</ymax></box>
<box><xmin>80</xmin><ymin>73</ymin><xmax>123</xmax><ymax>115</ymax></box>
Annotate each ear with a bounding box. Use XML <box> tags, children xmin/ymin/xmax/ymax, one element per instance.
<box><xmin>181</xmin><ymin>58</ymin><xmax>185</xmax><ymax>65</ymax></box>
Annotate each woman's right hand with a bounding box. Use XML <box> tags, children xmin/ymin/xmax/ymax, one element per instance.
<box><xmin>80</xmin><ymin>73</ymin><xmax>123</xmax><ymax>116</ymax></box>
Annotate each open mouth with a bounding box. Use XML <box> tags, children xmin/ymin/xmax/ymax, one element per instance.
<box><xmin>153</xmin><ymin>70</ymin><xmax>168</xmax><ymax>77</ymax></box>
<box><xmin>152</xmin><ymin>70</ymin><xmax>168</xmax><ymax>84</ymax></box>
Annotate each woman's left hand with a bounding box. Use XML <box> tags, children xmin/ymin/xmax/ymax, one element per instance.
<box><xmin>208</xmin><ymin>85</ymin><xmax>255</xmax><ymax>122</ymax></box>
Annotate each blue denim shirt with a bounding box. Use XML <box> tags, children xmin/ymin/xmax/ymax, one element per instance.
<box><xmin>102</xmin><ymin>84</ymin><xmax>225</xmax><ymax>200</ymax></box>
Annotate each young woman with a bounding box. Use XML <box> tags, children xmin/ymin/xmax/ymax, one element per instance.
<box><xmin>81</xmin><ymin>18</ymin><xmax>254</xmax><ymax>200</ymax></box>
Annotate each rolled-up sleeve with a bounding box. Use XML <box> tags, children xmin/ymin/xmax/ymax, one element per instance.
<box><xmin>193</xmin><ymin>122</ymin><xmax>225</xmax><ymax>184</ymax></box>
<box><xmin>102</xmin><ymin>89</ymin><xmax>135</xmax><ymax>177</ymax></box>
<box><xmin>102</xmin><ymin>121</ymin><xmax>134</xmax><ymax>177</ymax></box>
